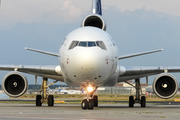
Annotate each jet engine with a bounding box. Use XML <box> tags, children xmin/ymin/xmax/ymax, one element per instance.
<box><xmin>81</xmin><ymin>14</ymin><xmax>106</xmax><ymax>31</ymax></box>
<box><xmin>152</xmin><ymin>73</ymin><xmax>178</xmax><ymax>99</ymax></box>
<box><xmin>2</xmin><ymin>71</ymin><xmax>28</xmax><ymax>98</ymax></box>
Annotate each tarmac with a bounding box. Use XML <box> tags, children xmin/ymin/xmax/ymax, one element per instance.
<box><xmin>0</xmin><ymin>102</ymin><xmax>180</xmax><ymax>120</ymax></box>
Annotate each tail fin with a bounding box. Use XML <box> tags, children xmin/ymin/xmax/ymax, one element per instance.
<box><xmin>92</xmin><ymin>0</ymin><xmax>102</xmax><ymax>15</ymax></box>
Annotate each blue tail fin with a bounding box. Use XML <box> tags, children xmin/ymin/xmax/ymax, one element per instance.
<box><xmin>92</xmin><ymin>0</ymin><xmax>102</xmax><ymax>15</ymax></box>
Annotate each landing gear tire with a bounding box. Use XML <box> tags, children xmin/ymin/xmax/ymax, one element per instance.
<box><xmin>88</xmin><ymin>99</ymin><xmax>94</xmax><ymax>110</ymax></box>
<box><xmin>141</xmin><ymin>96</ymin><xmax>146</xmax><ymax>107</ymax></box>
<box><xmin>129</xmin><ymin>96</ymin><xmax>134</xmax><ymax>107</ymax></box>
<box><xmin>36</xmin><ymin>95</ymin><xmax>42</xmax><ymax>106</ymax></box>
<box><xmin>93</xmin><ymin>95</ymin><xmax>98</xmax><ymax>107</ymax></box>
<box><xmin>81</xmin><ymin>99</ymin><xmax>88</xmax><ymax>110</ymax></box>
<box><xmin>48</xmin><ymin>95</ymin><xmax>54</xmax><ymax>106</ymax></box>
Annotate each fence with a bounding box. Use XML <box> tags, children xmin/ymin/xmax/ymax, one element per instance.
<box><xmin>96</xmin><ymin>87</ymin><xmax>132</xmax><ymax>94</ymax></box>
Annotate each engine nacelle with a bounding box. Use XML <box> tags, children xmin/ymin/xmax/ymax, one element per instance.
<box><xmin>2</xmin><ymin>71</ymin><xmax>28</xmax><ymax>98</ymax></box>
<box><xmin>153</xmin><ymin>73</ymin><xmax>178</xmax><ymax>99</ymax></box>
<box><xmin>81</xmin><ymin>14</ymin><xmax>106</xmax><ymax>31</ymax></box>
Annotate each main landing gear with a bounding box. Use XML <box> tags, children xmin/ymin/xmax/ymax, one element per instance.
<box><xmin>36</xmin><ymin>78</ymin><xmax>57</xmax><ymax>107</ymax></box>
<box><xmin>81</xmin><ymin>85</ymin><xmax>98</xmax><ymax>110</ymax></box>
<box><xmin>127</xmin><ymin>79</ymin><xmax>146</xmax><ymax>108</ymax></box>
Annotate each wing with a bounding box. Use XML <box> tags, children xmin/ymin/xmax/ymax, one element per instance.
<box><xmin>0</xmin><ymin>65</ymin><xmax>64</xmax><ymax>82</ymax></box>
<box><xmin>119</xmin><ymin>49</ymin><xmax>163</xmax><ymax>60</ymax></box>
<box><xmin>118</xmin><ymin>66</ymin><xmax>180</xmax><ymax>82</ymax></box>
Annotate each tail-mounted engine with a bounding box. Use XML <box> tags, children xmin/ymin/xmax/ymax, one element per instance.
<box><xmin>153</xmin><ymin>73</ymin><xmax>178</xmax><ymax>99</ymax></box>
<box><xmin>2</xmin><ymin>71</ymin><xmax>28</xmax><ymax>98</ymax></box>
<box><xmin>81</xmin><ymin>14</ymin><xmax>106</xmax><ymax>31</ymax></box>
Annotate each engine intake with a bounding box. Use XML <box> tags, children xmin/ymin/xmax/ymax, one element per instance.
<box><xmin>81</xmin><ymin>14</ymin><xmax>106</xmax><ymax>31</ymax></box>
<box><xmin>153</xmin><ymin>73</ymin><xmax>178</xmax><ymax>99</ymax></box>
<box><xmin>2</xmin><ymin>72</ymin><xmax>28</xmax><ymax>98</ymax></box>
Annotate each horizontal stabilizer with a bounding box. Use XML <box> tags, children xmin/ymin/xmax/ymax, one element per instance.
<box><xmin>119</xmin><ymin>49</ymin><xmax>163</xmax><ymax>60</ymax></box>
<box><xmin>25</xmin><ymin>47</ymin><xmax>59</xmax><ymax>57</ymax></box>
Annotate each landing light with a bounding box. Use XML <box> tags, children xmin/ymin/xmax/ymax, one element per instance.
<box><xmin>87</xmin><ymin>86</ymin><xmax>93</xmax><ymax>93</ymax></box>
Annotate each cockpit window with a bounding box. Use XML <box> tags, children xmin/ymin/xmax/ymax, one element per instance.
<box><xmin>68</xmin><ymin>41</ymin><xmax>79</xmax><ymax>50</ymax></box>
<box><xmin>68</xmin><ymin>41</ymin><xmax>107</xmax><ymax>50</ymax></box>
<box><xmin>96</xmin><ymin>41</ymin><xmax>107</xmax><ymax>50</ymax></box>
<box><xmin>78</xmin><ymin>42</ymin><xmax>87</xmax><ymax>47</ymax></box>
<box><xmin>88</xmin><ymin>42</ymin><xmax>96</xmax><ymax>47</ymax></box>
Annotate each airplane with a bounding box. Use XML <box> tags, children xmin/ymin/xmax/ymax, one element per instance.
<box><xmin>0</xmin><ymin>0</ymin><xmax>179</xmax><ymax>110</ymax></box>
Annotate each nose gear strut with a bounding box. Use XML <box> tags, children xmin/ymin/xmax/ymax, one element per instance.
<box><xmin>81</xmin><ymin>85</ymin><xmax>98</xmax><ymax>110</ymax></box>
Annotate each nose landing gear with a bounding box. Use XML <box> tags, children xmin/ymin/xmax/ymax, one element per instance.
<box><xmin>93</xmin><ymin>95</ymin><xmax>98</xmax><ymax>107</ymax></box>
<box><xmin>81</xmin><ymin>85</ymin><xmax>98</xmax><ymax>110</ymax></box>
<box><xmin>81</xmin><ymin>99</ymin><xmax>95</xmax><ymax>110</ymax></box>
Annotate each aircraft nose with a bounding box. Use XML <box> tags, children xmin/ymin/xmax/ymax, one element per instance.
<box><xmin>70</xmin><ymin>49</ymin><xmax>111</xmax><ymax>83</ymax></box>
<box><xmin>75</xmin><ymin>50</ymin><xmax>96</xmax><ymax>78</ymax></box>
<box><xmin>81</xmin><ymin>54</ymin><xmax>94</xmax><ymax>71</ymax></box>
<box><xmin>62</xmin><ymin>48</ymin><xmax>114</xmax><ymax>85</ymax></box>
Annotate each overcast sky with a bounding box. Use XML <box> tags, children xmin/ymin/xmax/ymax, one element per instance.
<box><xmin>1</xmin><ymin>0</ymin><xmax>180</xmax><ymax>85</ymax></box>
<box><xmin>1</xmin><ymin>0</ymin><xmax>180</xmax><ymax>29</ymax></box>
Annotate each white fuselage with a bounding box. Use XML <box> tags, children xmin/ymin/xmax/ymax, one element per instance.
<box><xmin>59</xmin><ymin>27</ymin><xmax>119</xmax><ymax>87</ymax></box>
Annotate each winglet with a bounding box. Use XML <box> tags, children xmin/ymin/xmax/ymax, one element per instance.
<box><xmin>92</xmin><ymin>0</ymin><xmax>102</xmax><ymax>15</ymax></box>
<box><xmin>25</xmin><ymin>47</ymin><xmax>59</xmax><ymax>57</ymax></box>
<box><xmin>119</xmin><ymin>49</ymin><xmax>163</xmax><ymax>60</ymax></box>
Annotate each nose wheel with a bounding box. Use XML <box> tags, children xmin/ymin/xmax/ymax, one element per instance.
<box><xmin>81</xmin><ymin>99</ymin><xmax>89</xmax><ymax>110</ymax></box>
<box><xmin>81</xmin><ymin>85</ymin><xmax>98</xmax><ymax>110</ymax></box>
<box><xmin>81</xmin><ymin>98</ymin><xmax>96</xmax><ymax>110</ymax></box>
<box><xmin>93</xmin><ymin>95</ymin><xmax>98</xmax><ymax>107</ymax></box>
